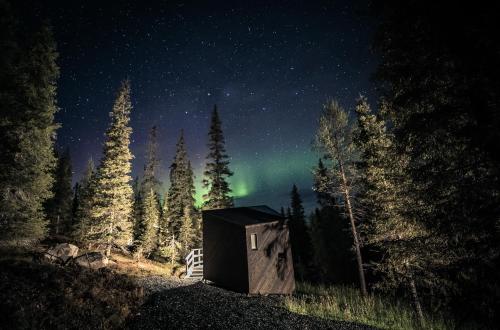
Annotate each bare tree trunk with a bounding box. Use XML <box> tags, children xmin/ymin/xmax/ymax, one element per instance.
<box><xmin>409</xmin><ymin>275</ymin><xmax>424</xmax><ymax>327</ymax></box>
<box><xmin>339</xmin><ymin>163</ymin><xmax>368</xmax><ymax>296</ymax></box>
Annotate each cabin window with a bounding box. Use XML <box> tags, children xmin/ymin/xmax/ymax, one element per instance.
<box><xmin>250</xmin><ymin>233</ymin><xmax>258</xmax><ymax>250</ymax></box>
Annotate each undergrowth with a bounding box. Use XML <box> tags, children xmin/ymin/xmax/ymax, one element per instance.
<box><xmin>284</xmin><ymin>282</ymin><xmax>454</xmax><ymax>330</ymax></box>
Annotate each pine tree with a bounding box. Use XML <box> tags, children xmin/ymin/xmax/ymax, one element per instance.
<box><xmin>132</xmin><ymin>176</ymin><xmax>142</xmax><ymax>240</ymax></box>
<box><xmin>162</xmin><ymin>234</ymin><xmax>181</xmax><ymax>265</ymax></box>
<box><xmin>202</xmin><ymin>105</ymin><xmax>234</xmax><ymax>209</ymax></box>
<box><xmin>374</xmin><ymin>4</ymin><xmax>500</xmax><ymax>323</ymax></box>
<box><xmin>90</xmin><ymin>81</ymin><xmax>134</xmax><ymax>256</ymax></box>
<box><xmin>313</xmin><ymin>158</ymin><xmax>333</xmax><ymax>208</ymax></box>
<box><xmin>179</xmin><ymin>205</ymin><xmax>196</xmax><ymax>257</ymax></box>
<box><xmin>167</xmin><ymin>131</ymin><xmax>196</xmax><ymax>235</ymax></box>
<box><xmin>73</xmin><ymin>158</ymin><xmax>96</xmax><ymax>248</ymax></box>
<box><xmin>134</xmin><ymin>126</ymin><xmax>162</xmax><ymax>258</ymax></box>
<box><xmin>157</xmin><ymin>195</ymin><xmax>168</xmax><ymax>246</ymax></box>
<box><xmin>142</xmin><ymin>126</ymin><xmax>161</xmax><ymax>194</ymax></box>
<box><xmin>0</xmin><ymin>5</ymin><xmax>59</xmax><ymax>243</ymax></box>
<box><xmin>135</xmin><ymin>188</ymin><xmax>160</xmax><ymax>258</ymax></box>
<box><xmin>157</xmin><ymin>193</ymin><xmax>183</xmax><ymax>263</ymax></box>
<box><xmin>288</xmin><ymin>184</ymin><xmax>312</xmax><ymax>280</ymax></box>
<box><xmin>46</xmin><ymin>148</ymin><xmax>73</xmax><ymax>235</ymax></box>
<box><xmin>315</xmin><ymin>99</ymin><xmax>367</xmax><ymax>296</ymax></box>
<box><xmin>354</xmin><ymin>97</ymin><xmax>445</xmax><ymax>324</ymax></box>
<box><xmin>71</xmin><ymin>182</ymin><xmax>80</xmax><ymax>224</ymax></box>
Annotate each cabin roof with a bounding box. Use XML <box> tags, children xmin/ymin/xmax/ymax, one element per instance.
<box><xmin>202</xmin><ymin>205</ymin><xmax>284</xmax><ymax>227</ymax></box>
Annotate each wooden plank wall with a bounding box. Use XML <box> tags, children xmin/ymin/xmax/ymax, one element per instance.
<box><xmin>203</xmin><ymin>215</ymin><xmax>249</xmax><ymax>293</ymax></box>
<box><xmin>245</xmin><ymin>220</ymin><xmax>295</xmax><ymax>294</ymax></box>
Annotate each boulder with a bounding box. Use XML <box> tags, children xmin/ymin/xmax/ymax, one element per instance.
<box><xmin>44</xmin><ymin>243</ymin><xmax>79</xmax><ymax>263</ymax></box>
<box><xmin>75</xmin><ymin>252</ymin><xmax>109</xmax><ymax>269</ymax></box>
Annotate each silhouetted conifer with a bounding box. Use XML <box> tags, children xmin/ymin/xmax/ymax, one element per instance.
<box><xmin>202</xmin><ymin>105</ymin><xmax>234</xmax><ymax>209</ymax></box>
<box><xmin>46</xmin><ymin>148</ymin><xmax>73</xmax><ymax>235</ymax></box>
<box><xmin>0</xmin><ymin>3</ymin><xmax>59</xmax><ymax>242</ymax></box>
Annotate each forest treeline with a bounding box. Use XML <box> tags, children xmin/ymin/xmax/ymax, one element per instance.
<box><xmin>47</xmin><ymin>82</ymin><xmax>233</xmax><ymax>262</ymax></box>
<box><xmin>285</xmin><ymin>1</ymin><xmax>500</xmax><ymax>327</ymax></box>
<box><xmin>1</xmin><ymin>0</ymin><xmax>499</xmax><ymax>328</ymax></box>
<box><xmin>0</xmin><ymin>2</ymin><xmax>235</xmax><ymax>262</ymax></box>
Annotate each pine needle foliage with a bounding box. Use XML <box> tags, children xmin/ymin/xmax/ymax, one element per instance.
<box><xmin>167</xmin><ymin>131</ymin><xmax>196</xmax><ymax>234</ymax></box>
<box><xmin>0</xmin><ymin>4</ymin><xmax>59</xmax><ymax>243</ymax></box>
<box><xmin>72</xmin><ymin>158</ymin><xmax>96</xmax><ymax>247</ymax></box>
<box><xmin>135</xmin><ymin>188</ymin><xmax>160</xmax><ymax>257</ymax></box>
<box><xmin>46</xmin><ymin>148</ymin><xmax>73</xmax><ymax>235</ymax></box>
<box><xmin>202</xmin><ymin>105</ymin><xmax>234</xmax><ymax>209</ymax></box>
<box><xmin>90</xmin><ymin>80</ymin><xmax>134</xmax><ymax>256</ymax></box>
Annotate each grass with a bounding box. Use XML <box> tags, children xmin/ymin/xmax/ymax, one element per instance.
<box><xmin>108</xmin><ymin>252</ymin><xmax>181</xmax><ymax>277</ymax></box>
<box><xmin>284</xmin><ymin>282</ymin><xmax>453</xmax><ymax>330</ymax></box>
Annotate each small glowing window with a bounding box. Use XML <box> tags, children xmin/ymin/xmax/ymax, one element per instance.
<box><xmin>250</xmin><ymin>234</ymin><xmax>257</xmax><ymax>250</ymax></box>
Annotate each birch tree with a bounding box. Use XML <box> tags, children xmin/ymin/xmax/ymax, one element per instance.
<box><xmin>315</xmin><ymin>99</ymin><xmax>367</xmax><ymax>296</ymax></box>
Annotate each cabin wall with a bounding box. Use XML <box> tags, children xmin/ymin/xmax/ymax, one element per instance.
<box><xmin>203</xmin><ymin>215</ymin><xmax>249</xmax><ymax>293</ymax></box>
<box><xmin>245</xmin><ymin>221</ymin><xmax>295</xmax><ymax>294</ymax></box>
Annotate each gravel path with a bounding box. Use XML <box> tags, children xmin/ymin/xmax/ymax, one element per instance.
<box><xmin>127</xmin><ymin>277</ymin><xmax>376</xmax><ymax>330</ymax></box>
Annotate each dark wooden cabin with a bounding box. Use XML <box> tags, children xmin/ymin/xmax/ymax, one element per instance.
<box><xmin>202</xmin><ymin>205</ymin><xmax>295</xmax><ymax>295</ymax></box>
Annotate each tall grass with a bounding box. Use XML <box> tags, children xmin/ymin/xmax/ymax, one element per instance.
<box><xmin>284</xmin><ymin>282</ymin><xmax>453</xmax><ymax>330</ymax></box>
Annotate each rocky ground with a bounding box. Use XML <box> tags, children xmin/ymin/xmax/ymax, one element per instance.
<box><xmin>127</xmin><ymin>277</ymin><xmax>376</xmax><ymax>330</ymax></box>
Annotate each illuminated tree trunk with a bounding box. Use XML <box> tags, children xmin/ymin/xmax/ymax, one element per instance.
<box><xmin>316</xmin><ymin>100</ymin><xmax>368</xmax><ymax>296</ymax></box>
<box><xmin>339</xmin><ymin>160</ymin><xmax>367</xmax><ymax>296</ymax></box>
<box><xmin>409</xmin><ymin>275</ymin><xmax>424</xmax><ymax>326</ymax></box>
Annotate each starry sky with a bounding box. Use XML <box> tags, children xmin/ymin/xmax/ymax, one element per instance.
<box><xmin>40</xmin><ymin>0</ymin><xmax>378</xmax><ymax>212</ymax></box>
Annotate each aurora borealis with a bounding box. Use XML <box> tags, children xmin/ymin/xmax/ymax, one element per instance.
<box><xmin>44</xmin><ymin>0</ymin><xmax>377</xmax><ymax>211</ymax></box>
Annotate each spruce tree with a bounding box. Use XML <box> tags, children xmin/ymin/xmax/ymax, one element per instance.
<box><xmin>132</xmin><ymin>176</ymin><xmax>142</xmax><ymax>240</ymax></box>
<box><xmin>313</xmin><ymin>158</ymin><xmax>333</xmax><ymax>208</ymax></box>
<box><xmin>167</xmin><ymin>131</ymin><xmax>196</xmax><ymax>235</ymax></box>
<box><xmin>157</xmin><ymin>196</ymin><xmax>169</xmax><ymax>250</ymax></box>
<box><xmin>179</xmin><ymin>205</ymin><xmax>196</xmax><ymax>257</ymax></box>
<box><xmin>354</xmin><ymin>97</ymin><xmax>444</xmax><ymax>324</ymax></box>
<box><xmin>0</xmin><ymin>5</ymin><xmax>59</xmax><ymax>242</ymax></box>
<box><xmin>142</xmin><ymin>126</ymin><xmax>161</xmax><ymax>194</ymax></box>
<box><xmin>316</xmin><ymin>99</ymin><xmax>367</xmax><ymax>296</ymax></box>
<box><xmin>157</xmin><ymin>194</ymin><xmax>176</xmax><ymax>261</ymax></box>
<box><xmin>288</xmin><ymin>184</ymin><xmax>312</xmax><ymax>280</ymax></box>
<box><xmin>71</xmin><ymin>182</ymin><xmax>80</xmax><ymax>224</ymax></box>
<box><xmin>136</xmin><ymin>188</ymin><xmax>160</xmax><ymax>258</ymax></box>
<box><xmin>202</xmin><ymin>105</ymin><xmax>234</xmax><ymax>209</ymax></box>
<box><xmin>73</xmin><ymin>158</ymin><xmax>96</xmax><ymax>248</ymax></box>
<box><xmin>46</xmin><ymin>148</ymin><xmax>73</xmax><ymax>235</ymax></box>
<box><xmin>135</xmin><ymin>127</ymin><xmax>162</xmax><ymax>258</ymax></box>
<box><xmin>374</xmin><ymin>4</ymin><xmax>500</xmax><ymax>322</ymax></box>
<box><xmin>90</xmin><ymin>81</ymin><xmax>134</xmax><ymax>256</ymax></box>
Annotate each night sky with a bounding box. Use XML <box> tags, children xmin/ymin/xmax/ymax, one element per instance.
<box><xmin>41</xmin><ymin>0</ymin><xmax>377</xmax><ymax>212</ymax></box>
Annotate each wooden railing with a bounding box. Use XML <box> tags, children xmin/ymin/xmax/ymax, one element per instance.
<box><xmin>185</xmin><ymin>248</ymin><xmax>203</xmax><ymax>278</ymax></box>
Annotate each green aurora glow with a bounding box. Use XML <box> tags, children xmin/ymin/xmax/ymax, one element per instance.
<box><xmin>190</xmin><ymin>150</ymin><xmax>316</xmax><ymax>208</ymax></box>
